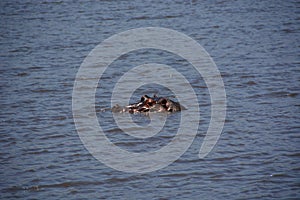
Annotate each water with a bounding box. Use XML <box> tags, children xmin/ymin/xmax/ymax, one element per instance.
<box><xmin>1</xmin><ymin>0</ymin><xmax>299</xmax><ymax>199</ymax></box>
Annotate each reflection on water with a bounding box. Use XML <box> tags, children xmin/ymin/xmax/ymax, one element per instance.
<box><xmin>1</xmin><ymin>0</ymin><xmax>299</xmax><ymax>199</ymax></box>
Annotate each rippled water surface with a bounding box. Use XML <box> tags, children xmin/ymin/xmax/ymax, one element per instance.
<box><xmin>1</xmin><ymin>0</ymin><xmax>299</xmax><ymax>199</ymax></box>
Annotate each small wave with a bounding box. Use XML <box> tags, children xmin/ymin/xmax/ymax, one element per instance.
<box><xmin>30</xmin><ymin>89</ymin><xmax>56</xmax><ymax>93</ymax></box>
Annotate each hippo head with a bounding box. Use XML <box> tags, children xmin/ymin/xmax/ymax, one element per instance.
<box><xmin>113</xmin><ymin>95</ymin><xmax>184</xmax><ymax>113</ymax></box>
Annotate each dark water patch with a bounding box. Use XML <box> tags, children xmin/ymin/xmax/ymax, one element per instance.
<box><xmin>281</xmin><ymin>28</ymin><xmax>297</xmax><ymax>33</ymax></box>
<box><xmin>23</xmin><ymin>149</ymin><xmax>50</xmax><ymax>155</ymax></box>
<box><xmin>240</xmin><ymin>75</ymin><xmax>256</xmax><ymax>79</ymax></box>
<box><xmin>246</xmin><ymin>81</ymin><xmax>257</xmax><ymax>85</ymax></box>
<box><xmin>248</xmin><ymin>91</ymin><xmax>299</xmax><ymax>99</ymax></box>
<box><xmin>16</xmin><ymin>72</ymin><xmax>29</xmax><ymax>77</ymax></box>
<box><xmin>104</xmin><ymin>176</ymin><xmax>139</xmax><ymax>184</ymax></box>
<box><xmin>286</xmin><ymin>93</ymin><xmax>298</xmax><ymax>97</ymax></box>
<box><xmin>30</xmin><ymin>89</ymin><xmax>56</xmax><ymax>93</ymax></box>
<box><xmin>4</xmin><ymin>181</ymin><xmax>105</xmax><ymax>192</ymax></box>
<box><xmin>283</xmin><ymin>152</ymin><xmax>300</xmax><ymax>157</ymax></box>
<box><xmin>130</xmin><ymin>14</ymin><xmax>182</xmax><ymax>21</ymax></box>
<box><xmin>105</xmin><ymin>127</ymin><xmax>123</xmax><ymax>134</ymax></box>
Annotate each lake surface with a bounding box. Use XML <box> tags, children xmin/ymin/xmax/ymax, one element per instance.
<box><xmin>1</xmin><ymin>0</ymin><xmax>299</xmax><ymax>199</ymax></box>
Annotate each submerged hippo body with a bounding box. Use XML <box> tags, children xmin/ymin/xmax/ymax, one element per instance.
<box><xmin>112</xmin><ymin>95</ymin><xmax>186</xmax><ymax>114</ymax></box>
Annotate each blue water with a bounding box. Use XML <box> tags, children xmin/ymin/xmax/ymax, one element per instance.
<box><xmin>1</xmin><ymin>0</ymin><xmax>299</xmax><ymax>199</ymax></box>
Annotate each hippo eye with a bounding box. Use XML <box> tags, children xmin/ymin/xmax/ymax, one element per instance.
<box><xmin>158</xmin><ymin>98</ymin><xmax>167</xmax><ymax>105</ymax></box>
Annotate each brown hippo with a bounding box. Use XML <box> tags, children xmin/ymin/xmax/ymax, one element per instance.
<box><xmin>112</xmin><ymin>95</ymin><xmax>186</xmax><ymax>113</ymax></box>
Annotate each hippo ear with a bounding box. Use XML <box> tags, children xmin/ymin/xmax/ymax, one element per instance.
<box><xmin>141</xmin><ymin>95</ymin><xmax>150</xmax><ymax>102</ymax></box>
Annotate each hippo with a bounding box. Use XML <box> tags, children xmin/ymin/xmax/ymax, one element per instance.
<box><xmin>111</xmin><ymin>95</ymin><xmax>186</xmax><ymax>113</ymax></box>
